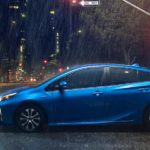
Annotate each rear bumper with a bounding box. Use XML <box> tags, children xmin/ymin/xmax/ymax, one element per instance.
<box><xmin>0</xmin><ymin>108</ymin><xmax>2</xmax><ymax>122</ymax></box>
<box><xmin>0</xmin><ymin>108</ymin><xmax>5</xmax><ymax>125</ymax></box>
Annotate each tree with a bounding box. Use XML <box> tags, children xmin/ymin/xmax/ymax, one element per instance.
<box><xmin>63</xmin><ymin>0</ymin><xmax>149</xmax><ymax>66</ymax></box>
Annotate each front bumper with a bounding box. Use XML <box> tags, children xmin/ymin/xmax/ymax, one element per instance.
<box><xmin>0</xmin><ymin>102</ymin><xmax>17</xmax><ymax>125</ymax></box>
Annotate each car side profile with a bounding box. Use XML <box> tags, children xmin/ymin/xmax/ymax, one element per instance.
<box><xmin>1</xmin><ymin>63</ymin><xmax>150</xmax><ymax>132</ymax></box>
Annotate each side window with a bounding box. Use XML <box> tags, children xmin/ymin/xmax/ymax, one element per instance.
<box><xmin>46</xmin><ymin>67</ymin><xmax>106</xmax><ymax>91</ymax></box>
<box><xmin>107</xmin><ymin>67</ymin><xmax>138</xmax><ymax>85</ymax></box>
<box><xmin>138</xmin><ymin>71</ymin><xmax>150</xmax><ymax>82</ymax></box>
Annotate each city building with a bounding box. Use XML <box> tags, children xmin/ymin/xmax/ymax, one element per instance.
<box><xmin>3</xmin><ymin>0</ymin><xmax>28</xmax><ymax>81</ymax></box>
<box><xmin>0</xmin><ymin>1</ymin><xmax>9</xmax><ymax>82</ymax></box>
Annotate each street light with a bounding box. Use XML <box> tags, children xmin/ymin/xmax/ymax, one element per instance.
<box><xmin>122</xmin><ymin>0</ymin><xmax>150</xmax><ymax>16</ymax></box>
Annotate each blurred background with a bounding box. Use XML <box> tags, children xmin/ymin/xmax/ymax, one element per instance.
<box><xmin>0</xmin><ymin>0</ymin><xmax>149</xmax><ymax>83</ymax></box>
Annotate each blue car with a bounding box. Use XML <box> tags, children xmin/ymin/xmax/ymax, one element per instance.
<box><xmin>1</xmin><ymin>63</ymin><xmax>150</xmax><ymax>132</ymax></box>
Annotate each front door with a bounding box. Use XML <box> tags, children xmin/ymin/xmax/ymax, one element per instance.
<box><xmin>46</xmin><ymin>67</ymin><xmax>108</xmax><ymax>124</ymax></box>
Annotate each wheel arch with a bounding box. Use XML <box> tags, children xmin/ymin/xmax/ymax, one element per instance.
<box><xmin>143</xmin><ymin>104</ymin><xmax>150</xmax><ymax>123</ymax></box>
<box><xmin>143</xmin><ymin>104</ymin><xmax>150</xmax><ymax>115</ymax></box>
<box><xmin>13</xmin><ymin>100</ymin><xmax>48</xmax><ymax>124</ymax></box>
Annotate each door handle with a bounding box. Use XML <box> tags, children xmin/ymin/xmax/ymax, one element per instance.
<box><xmin>92</xmin><ymin>91</ymin><xmax>103</xmax><ymax>96</ymax></box>
<box><xmin>138</xmin><ymin>88</ymin><xmax>150</xmax><ymax>92</ymax></box>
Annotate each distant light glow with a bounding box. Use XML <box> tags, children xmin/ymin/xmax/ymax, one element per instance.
<box><xmin>21</xmin><ymin>38</ymin><xmax>26</xmax><ymax>41</ymax></box>
<box><xmin>21</xmin><ymin>13</ymin><xmax>27</xmax><ymax>18</ymax></box>
<box><xmin>78</xmin><ymin>29</ymin><xmax>82</xmax><ymax>33</ymax></box>
<box><xmin>43</xmin><ymin>60</ymin><xmax>48</xmax><ymax>64</ymax></box>
<box><xmin>50</xmin><ymin>10</ymin><xmax>55</xmax><ymax>15</ymax></box>
<box><xmin>30</xmin><ymin>78</ymin><xmax>37</xmax><ymax>82</ymax></box>
<box><xmin>72</xmin><ymin>0</ymin><xmax>77</xmax><ymax>4</ymax></box>
<box><xmin>9</xmin><ymin>5</ymin><xmax>19</xmax><ymax>9</ymax></box>
<box><xmin>124</xmin><ymin>71</ymin><xmax>129</xmax><ymax>74</ymax></box>
<box><xmin>58</xmin><ymin>68</ymin><xmax>63</xmax><ymax>72</ymax></box>
<box><xmin>11</xmin><ymin>20</ymin><xmax>16</xmax><ymax>25</ymax></box>
<box><xmin>20</xmin><ymin>45</ymin><xmax>23</xmax><ymax>53</ymax></box>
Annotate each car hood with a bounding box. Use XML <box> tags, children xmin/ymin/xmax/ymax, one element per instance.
<box><xmin>0</xmin><ymin>86</ymin><xmax>32</xmax><ymax>97</ymax></box>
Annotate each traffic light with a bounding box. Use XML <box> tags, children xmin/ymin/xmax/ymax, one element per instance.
<box><xmin>43</xmin><ymin>59</ymin><xmax>48</xmax><ymax>65</ymax></box>
<box><xmin>58</xmin><ymin>68</ymin><xmax>63</xmax><ymax>72</ymax></box>
<box><xmin>71</xmin><ymin>0</ymin><xmax>79</xmax><ymax>6</ymax></box>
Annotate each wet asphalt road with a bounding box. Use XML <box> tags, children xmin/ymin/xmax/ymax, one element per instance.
<box><xmin>0</xmin><ymin>84</ymin><xmax>150</xmax><ymax>150</ymax></box>
<box><xmin>0</xmin><ymin>125</ymin><xmax>150</xmax><ymax>150</ymax></box>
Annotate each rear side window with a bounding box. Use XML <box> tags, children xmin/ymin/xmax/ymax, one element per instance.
<box><xmin>138</xmin><ymin>71</ymin><xmax>150</xmax><ymax>82</ymax></box>
<box><xmin>107</xmin><ymin>67</ymin><xmax>138</xmax><ymax>85</ymax></box>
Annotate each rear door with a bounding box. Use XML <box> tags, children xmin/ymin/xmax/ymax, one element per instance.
<box><xmin>104</xmin><ymin>67</ymin><xmax>141</xmax><ymax>122</ymax></box>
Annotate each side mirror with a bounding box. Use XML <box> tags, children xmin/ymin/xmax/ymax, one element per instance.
<box><xmin>59</xmin><ymin>81</ymin><xmax>68</xmax><ymax>90</ymax></box>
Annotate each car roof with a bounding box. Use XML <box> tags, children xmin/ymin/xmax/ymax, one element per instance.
<box><xmin>39</xmin><ymin>63</ymin><xmax>150</xmax><ymax>88</ymax></box>
<box><xmin>69</xmin><ymin>63</ymin><xmax>150</xmax><ymax>72</ymax></box>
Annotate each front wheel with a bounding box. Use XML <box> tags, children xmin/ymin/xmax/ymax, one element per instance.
<box><xmin>15</xmin><ymin>105</ymin><xmax>45</xmax><ymax>132</ymax></box>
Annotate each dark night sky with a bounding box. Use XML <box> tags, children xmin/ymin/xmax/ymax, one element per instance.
<box><xmin>0</xmin><ymin>0</ymin><xmax>150</xmax><ymax>74</ymax></box>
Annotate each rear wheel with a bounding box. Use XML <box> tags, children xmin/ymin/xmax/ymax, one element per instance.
<box><xmin>15</xmin><ymin>105</ymin><xmax>45</xmax><ymax>132</ymax></box>
<box><xmin>144</xmin><ymin>107</ymin><xmax>150</xmax><ymax>129</ymax></box>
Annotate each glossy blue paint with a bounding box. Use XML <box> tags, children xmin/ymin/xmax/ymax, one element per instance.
<box><xmin>1</xmin><ymin>63</ymin><xmax>150</xmax><ymax>126</ymax></box>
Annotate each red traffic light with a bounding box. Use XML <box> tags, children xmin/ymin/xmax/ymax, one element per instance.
<box><xmin>43</xmin><ymin>59</ymin><xmax>48</xmax><ymax>64</ymax></box>
<box><xmin>71</xmin><ymin>0</ymin><xmax>79</xmax><ymax>5</ymax></box>
<box><xmin>58</xmin><ymin>68</ymin><xmax>63</xmax><ymax>72</ymax></box>
<box><xmin>72</xmin><ymin>0</ymin><xmax>77</xmax><ymax>4</ymax></box>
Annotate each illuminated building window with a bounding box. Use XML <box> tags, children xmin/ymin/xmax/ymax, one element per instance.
<box><xmin>21</xmin><ymin>38</ymin><xmax>26</xmax><ymax>41</ymax></box>
<box><xmin>21</xmin><ymin>13</ymin><xmax>27</xmax><ymax>18</ymax></box>
<box><xmin>11</xmin><ymin>20</ymin><xmax>16</xmax><ymax>25</ymax></box>
<box><xmin>50</xmin><ymin>10</ymin><xmax>55</xmax><ymax>15</ymax></box>
<box><xmin>9</xmin><ymin>5</ymin><xmax>19</xmax><ymax>9</ymax></box>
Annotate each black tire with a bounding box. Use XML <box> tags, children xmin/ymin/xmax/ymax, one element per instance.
<box><xmin>15</xmin><ymin>104</ymin><xmax>45</xmax><ymax>132</ymax></box>
<box><xmin>144</xmin><ymin>107</ymin><xmax>150</xmax><ymax>129</ymax></box>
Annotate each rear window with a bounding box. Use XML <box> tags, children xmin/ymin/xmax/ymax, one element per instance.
<box><xmin>107</xmin><ymin>67</ymin><xmax>138</xmax><ymax>85</ymax></box>
<box><xmin>138</xmin><ymin>71</ymin><xmax>150</xmax><ymax>82</ymax></box>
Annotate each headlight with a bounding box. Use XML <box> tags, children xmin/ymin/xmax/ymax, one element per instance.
<box><xmin>0</xmin><ymin>93</ymin><xmax>17</xmax><ymax>101</ymax></box>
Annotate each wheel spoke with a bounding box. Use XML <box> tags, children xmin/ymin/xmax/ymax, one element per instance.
<box><xmin>32</xmin><ymin>120</ymin><xmax>39</xmax><ymax>126</ymax></box>
<box><xmin>32</xmin><ymin>112</ymin><xmax>39</xmax><ymax>118</ymax></box>
<box><xmin>18</xmin><ymin>107</ymin><xmax>42</xmax><ymax>132</ymax></box>
<box><xmin>21</xmin><ymin>113</ymin><xmax>28</xmax><ymax>118</ymax></box>
<box><xmin>20</xmin><ymin>117</ymin><xmax>27</xmax><ymax>121</ymax></box>
<box><xmin>30</xmin><ymin>109</ymin><xmax>35</xmax><ymax>116</ymax></box>
<box><xmin>29</xmin><ymin>121</ymin><xmax>35</xmax><ymax>130</ymax></box>
<box><xmin>25</xmin><ymin>122</ymin><xmax>30</xmax><ymax>130</ymax></box>
<box><xmin>33</xmin><ymin>117</ymin><xmax>40</xmax><ymax>120</ymax></box>
<box><xmin>21</xmin><ymin>120</ymin><xmax>28</xmax><ymax>126</ymax></box>
<box><xmin>25</xmin><ymin>108</ymin><xmax>29</xmax><ymax>115</ymax></box>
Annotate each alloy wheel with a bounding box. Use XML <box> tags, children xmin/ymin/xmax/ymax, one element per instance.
<box><xmin>16</xmin><ymin>106</ymin><xmax>43</xmax><ymax>132</ymax></box>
